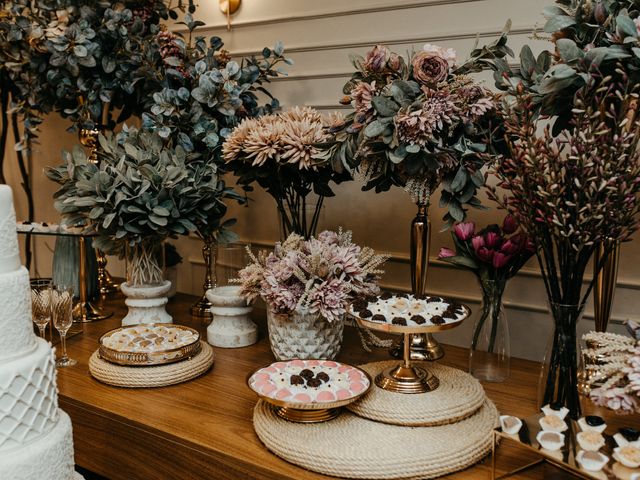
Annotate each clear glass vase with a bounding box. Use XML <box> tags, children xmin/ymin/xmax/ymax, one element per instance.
<box><xmin>125</xmin><ymin>240</ymin><xmax>165</xmax><ymax>287</ymax></box>
<box><xmin>469</xmin><ymin>279</ymin><xmax>510</xmax><ymax>382</ymax></box>
<box><xmin>537</xmin><ymin>302</ymin><xmax>585</xmax><ymax>419</ymax></box>
<box><xmin>277</xmin><ymin>197</ymin><xmax>325</xmax><ymax>240</ymax></box>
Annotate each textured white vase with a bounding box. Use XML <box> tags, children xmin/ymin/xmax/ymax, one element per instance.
<box><xmin>121</xmin><ymin>280</ymin><xmax>172</xmax><ymax>326</ymax></box>
<box><xmin>206</xmin><ymin>286</ymin><xmax>257</xmax><ymax>348</ymax></box>
<box><xmin>267</xmin><ymin>307</ymin><xmax>344</xmax><ymax>360</ymax></box>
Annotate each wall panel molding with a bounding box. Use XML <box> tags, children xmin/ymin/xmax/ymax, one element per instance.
<box><xmin>218</xmin><ymin>26</ymin><xmax>534</xmax><ymax>58</ymax></box>
<box><xmin>174</xmin><ymin>0</ymin><xmax>485</xmax><ymax>33</ymax></box>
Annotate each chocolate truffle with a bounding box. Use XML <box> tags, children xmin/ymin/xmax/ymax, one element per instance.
<box><xmin>392</xmin><ymin>317</ymin><xmax>407</xmax><ymax>326</ymax></box>
<box><xmin>290</xmin><ymin>375</ymin><xmax>305</xmax><ymax>386</ymax></box>
<box><xmin>316</xmin><ymin>372</ymin><xmax>330</xmax><ymax>383</ymax></box>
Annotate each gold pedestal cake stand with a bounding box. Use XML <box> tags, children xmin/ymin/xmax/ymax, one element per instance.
<box><xmin>352</xmin><ymin>305</ymin><xmax>470</xmax><ymax>394</ymax></box>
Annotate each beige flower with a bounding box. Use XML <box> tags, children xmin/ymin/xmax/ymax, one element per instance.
<box><xmin>351</xmin><ymin>81</ymin><xmax>376</xmax><ymax>116</ymax></box>
<box><xmin>281</xmin><ymin>119</ymin><xmax>327</xmax><ymax>169</ymax></box>
<box><xmin>243</xmin><ymin>119</ymin><xmax>286</xmax><ymax>167</ymax></box>
<box><xmin>222</xmin><ymin>118</ymin><xmax>258</xmax><ymax>162</ymax></box>
<box><xmin>411</xmin><ymin>51</ymin><xmax>450</xmax><ymax>86</ymax></box>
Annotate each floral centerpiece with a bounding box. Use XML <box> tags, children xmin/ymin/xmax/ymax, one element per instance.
<box><xmin>46</xmin><ymin>126</ymin><xmax>233</xmax><ymax>324</ymax></box>
<box><xmin>237</xmin><ymin>229</ymin><xmax>387</xmax><ymax>360</ymax></box>
<box><xmin>321</xmin><ymin>33</ymin><xmax>511</xmax><ymax>225</ymax></box>
<box><xmin>489</xmin><ymin>75</ymin><xmax>640</xmax><ymax>417</ymax></box>
<box><xmin>223</xmin><ymin>107</ymin><xmax>350</xmax><ymax>238</ymax></box>
<box><xmin>439</xmin><ymin>216</ymin><xmax>534</xmax><ymax>381</ymax></box>
<box><xmin>582</xmin><ymin>322</ymin><xmax>640</xmax><ymax>414</ymax></box>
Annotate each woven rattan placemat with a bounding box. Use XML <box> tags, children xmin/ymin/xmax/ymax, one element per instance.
<box><xmin>346</xmin><ymin>361</ymin><xmax>485</xmax><ymax>426</ymax></box>
<box><xmin>253</xmin><ymin>398</ymin><xmax>498</xmax><ymax>479</ymax></box>
<box><xmin>89</xmin><ymin>341</ymin><xmax>214</xmax><ymax>388</ymax></box>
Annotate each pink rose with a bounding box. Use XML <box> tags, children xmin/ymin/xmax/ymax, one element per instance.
<box><xmin>411</xmin><ymin>51</ymin><xmax>450</xmax><ymax>86</ymax></box>
<box><xmin>422</xmin><ymin>43</ymin><xmax>457</xmax><ymax>66</ymax></box>
<box><xmin>363</xmin><ymin>45</ymin><xmax>390</xmax><ymax>72</ymax></box>
<box><xmin>453</xmin><ymin>222</ymin><xmax>475</xmax><ymax>241</ymax></box>
<box><xmin>438</xmin><ymin>247</ymin><xmax>456</xmax><ymax>259</ymax></box>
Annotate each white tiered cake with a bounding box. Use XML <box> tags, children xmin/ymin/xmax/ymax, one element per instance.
<box><xmin>0</xmin><ymin>186</ymin><xmax>81</xmax><ymax>480</ymax></box>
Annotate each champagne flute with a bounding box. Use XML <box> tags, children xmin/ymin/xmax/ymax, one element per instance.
<box><xmin>52</xmin><ymin>284</ymin><xmax>77</xmax><ymax>367</ymax></box>
<box><xmin>30</xmin><ymin>279</ymin><xmax>52</xmax><ymax>339</ymax></box>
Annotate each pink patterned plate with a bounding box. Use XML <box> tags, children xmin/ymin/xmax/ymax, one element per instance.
<box><xmin>247</xmin><ymin>359</ymin><xmax>372</xmax><ymax>412</ymax></box>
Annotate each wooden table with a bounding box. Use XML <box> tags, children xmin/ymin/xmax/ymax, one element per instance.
<box><xmin>57</xmin><ymin>294</ymin><xmax>636</xmax><ymax>480</ymax></box>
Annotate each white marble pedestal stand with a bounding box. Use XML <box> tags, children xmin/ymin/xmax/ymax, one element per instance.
<box><xmin>121</xmin><ymin>280</ymin><xmax>173</xmax><ymax>326</ymax></box>
<box><xmin>206</xmin><ymin>286</ymin><xmax>257</xmax><ymax>348</ymax></box>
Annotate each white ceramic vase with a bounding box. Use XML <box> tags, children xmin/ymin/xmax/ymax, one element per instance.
<box><xmin>121</xmin><ymin>280</ymin><xmax>172</xmax><ymax>326</ymax></box>
<box><xmin>206</xmin><ymin>286</ymin><xmax>257</xmax><ymax>348</ymax></box>
<box><xmin>266</xmin><ymin>307</ymin><xmax>344</xmax><ymax>360</ymax></box>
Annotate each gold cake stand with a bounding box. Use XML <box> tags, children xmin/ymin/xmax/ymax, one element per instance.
<box><xmin>353</xmin><ymin>306</ymin><xmax>470</xmax><ymax>394</ymax></box>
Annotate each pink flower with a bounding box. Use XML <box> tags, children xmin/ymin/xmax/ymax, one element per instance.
<box><xmin>476</xmin><ymin>246</ymin><xmax>495</xmax><ymax>263</ymax></box>
<box><xmin>411</xmin><ymin>50</ymin><xmax>450</xmax><ymax>86</ymax></box>
<box><xmin>635</xmin><ymin>17</ymin><xmax>640</xmax><ymax>36</ymax></box>
<box><xmin>471</xmin><ymin>235</ymin><xmax>485</xmax><ymax>252</ymax></box>
<box><xmin>500</xmin><ymin>239</ymin><xmax>520</xmax><ymax>255</ymax></box>
<box><xmin>484</xmin><ymin>231</ymin><xmax>502</xmax><ymax>249</ymax></box>
<box><xmin>492</xmin><ymin>252</ymin><xmax>512</xmax><ymax>269</ymax></box>
<box><xmin>317</xmin><ymin>230</ymin><xmax>338</xmax><ymax>245</ymax></box>
<box><xmin>351</xmin><ymin>81</ymin><xmax>376</xmax><ymax>116</ymax></box>
<box><xmin>502</xmin><ymin>215</ymin><xmax>518</xmax><ymax>234</ymax></box>
<box><xmin>363</xmin><ymin>45</ymin><xmax>390</xmax><ymax>72</ymax></box>
<box><xmin>454</xmin><ymin>222</ymin><xmax>475</xmax><ymax>241</ymax></box>
<box><xmin>438</xmin><ymin>247</ymin><xmax>456</xmax><ymax>258</ymax></box>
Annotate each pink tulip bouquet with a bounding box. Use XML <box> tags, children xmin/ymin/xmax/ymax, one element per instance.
<box><xmin>438</xmin><ymin>216</ymin><xmax>534</xmax><ymax>370</ymax></box>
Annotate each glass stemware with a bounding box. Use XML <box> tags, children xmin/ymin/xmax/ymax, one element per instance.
<box><xmin>30</xmin><ymin>278</ymin><xmax>52</xmax><ymax>340</ymax></box>
<box><xmin>52</xmin><ymin>284</ymin><xmax>77</xmax><ymax>367</ymax></box>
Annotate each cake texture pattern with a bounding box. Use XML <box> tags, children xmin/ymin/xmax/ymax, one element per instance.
<box><xmin>0</xmin><ymin>267</ymin><xmax>37</xmax><ymax>361</ymax></box>
<box><xmin>0</xmin><ymin>340</ymin><xmax>59</xmax><ymax>451</ymax></box>
<box><xmin>0</xmin><ymin>185</ymin><xmax>21</xmax><ymax>274</ymax></box>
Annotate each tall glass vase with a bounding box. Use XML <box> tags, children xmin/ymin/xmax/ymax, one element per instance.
<box><xmin>469</xmin><ymin>279</ymin><xmax>510</xmax><ymax>382</ymax></box>
<box><xmin>593</xmin><ymin>239</ymin><xmax>620</xmax><ymax>332</ymax></box>
<box><xmin>537</xmin><ymin>302</ymin><xmax>584</xmax><ymax>419</ymax></box>
<box><xmin>277</xmin><ymin>196</ymin><xmax>325</xmax><ymax>239</ymax></box>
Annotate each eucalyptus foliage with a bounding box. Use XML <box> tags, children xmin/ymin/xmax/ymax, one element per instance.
<box><xmin>494</xmin><ymin>0</ymin><xmax>640</xmax><ymax>133</ymax></box>
<box><xmin>46</xmin><ymin>127</ymin><xmax>239</xmax><ymax>253</ymax></box>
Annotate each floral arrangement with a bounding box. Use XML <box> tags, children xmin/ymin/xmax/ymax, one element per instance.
<box><xmin>45</xmin><ymin>127</ymin><xmax>236</xmax><ymax>254</ymax></box>
<box><xmin>489</xmin><ymin>73</ymin><xmax>640</xmax><ymax>416</ymax></box>
<box><xmin>438</xmin><ymin>216</ymin><xmax>534</xmax><ymax>280</ymax></box>
<box><xmin>583</xmin><ymin>323</ymin><xmax>640</xmax><ymax>414</ymax></box>
<box><xmin>494</xmin><ymin>0</ymin><xmax>640</xmax><ymax>133</ymax></box>
<box><xmin>223</xmin><ymin>107</ymin><xmax>351</xmax><ymax>237</ymax></box>
<box><xmin>438</xmin><ymin>217</ymin><xmax>534</xmax><ymax>358</ymax></box>
<box><xmin>139</xmin><ymin>16</ymin><xmax>290</xmax><ymax>166</ymax></box>
<box><xmin>320</xmin><ymin>30</ymin><xmax>512</xmax><ymax>226</ymax></box>
<box><xmin>237</xmin><ymin>230</ymin><xmax>387</xmax><ymax>322</ymax></box>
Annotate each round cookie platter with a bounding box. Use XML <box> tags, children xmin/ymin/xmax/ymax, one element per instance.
<box><xmin>247</xmin><ymin>359</ymin><xmax>372</xmax><ymax>423</ymax></box>
<box><xmin>98</xmin><ymin>323</ymin><xmax>201</xmax><ymax>366</ymax></box>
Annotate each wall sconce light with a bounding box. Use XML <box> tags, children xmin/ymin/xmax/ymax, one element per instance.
<box><xmin>219</xmin><ymin>0</ymin><xmax>241</xmax><ymax>31</ymax></box>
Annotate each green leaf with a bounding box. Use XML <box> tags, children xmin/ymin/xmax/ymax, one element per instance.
<box><xmin>405</xmin><ymin>144</ymin><xmax>421</xmax><ymax>154</ymax></box>
<box><xmin>617</xmin><ymin>14</ymin><xmax>638</xmax><ymax>38</ymax></box>
<box><xmin>153</xmin><ymin>206</ymin><xmax>171</xmax><ymax>216</ymax></box>
<box><xmin>441</xmin><ymin>255</ymin><xmax>479</xmax><ymax>270</ymax></box>
<box><xmin>364</xmin><ymin>120</ymin><xmax>385</xmax><ymax>138</ymax></box>
<box><xmin>371</xmin><ymin>96</ymin><xmax>400</xmax><ymax>117</ymax></box>
<box><xmin>449</xmin><ymin>201</ymin><xmax>465</xmax><ymax>222</ymax></box>
<box><xmin>543</xmin><ymin>15</ymin><xmax>576</xmax><ymax>33</ymax></box>
<box><xmin>450</xmin><ymin>167</ymin><xmax>468</xmax><ymax>192</ymax></box>
<box><xmin>556</xmin><ymin>39</ymin><xmax>583</xmax><ymax>63</ymax></box>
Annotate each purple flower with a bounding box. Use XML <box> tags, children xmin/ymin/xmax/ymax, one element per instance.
<box><xmin>438</xmin><ymin>247</ymin><xmax>456</xmax><ymax>259</ymax></box>
<box><xmin>502</xmin><ymin>215</ymin><xmax>518</xmax><ymax>234</ymax></box>
<box><xmin>411</xmin><ymin>50</ymin><xmax>449</xmax><ymax>86</ymax></box>
<box><xmin>363</xmin><ymin>45</ymin><xmax>390</xmax><ymax>72</ymax></box>
<box><xmin>454</xmin><ymin>222</ymin><xmax>475</xmax><ymax>241</ymax></box>
<box><xmin>308</xmin><ymin>279</ymin><xmax>348</xmax><ymax>323</ymax></box>
<box><xmin>317</xmin><ymin>230</ymin><xmax>339</xmax><ymax>245</ymax></box>
<box><xmin>492</xmin><ymin>252</ymin><xmax>512</xmax><ymax>269</ymax></box>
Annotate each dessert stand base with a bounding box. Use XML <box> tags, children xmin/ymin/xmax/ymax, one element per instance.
<box><xmin>89</xmin><ymin>341</ymin><xmax>214</xmax><ymax>388</ymax></box>
<box><xmin>375</xmin><ymin>364</ymin><xmax>439</xmax><ymax>394</ymax></box>
<box><xmin>390</xmin><ymin>333</ymin><xmax>445</xmax><ymax>361</ymax></box>
<box><xmin>254</xmin><ymin>398</ymin><xmax>499</xmax><ymax>479</ymax></box>
<box><xmin>121</xmin><ymin>281</ymin><xmax>172</xmax><ymax>326</ymax></box>
<box><xmin>349</xmin><ymin>361</ymin><xmax>485</xmax><ymax>426</ymax></box>
<box><xmin>276</xmin><ymin>407</ymin><xmax>341</xmax><ymax>423</ymax></box>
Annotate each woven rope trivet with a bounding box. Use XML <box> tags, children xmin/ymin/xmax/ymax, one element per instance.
<box><xmin>347</xmin><ymin>361</ymin><xmax>485</xmax><ymax>426</ymax></box>
<box><xmin>89</xmin><ymin>341</ymin><xmax>214</xmax><ymax>388</ymax></box>
<box><xmin>254</xmin><ymin>399</ymin><xmax>498</xmax><ymax>479</ymax></box>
